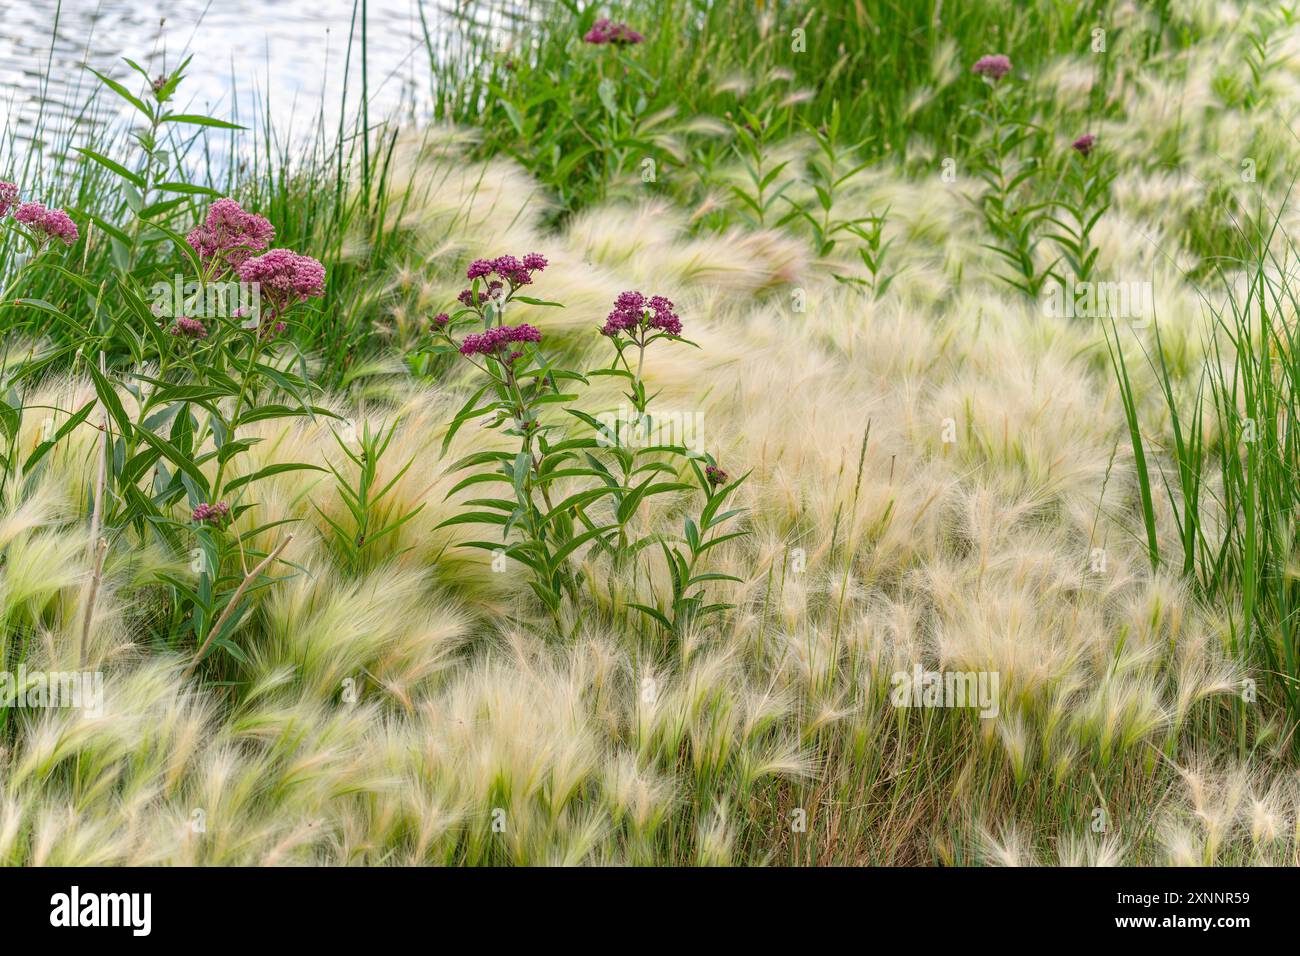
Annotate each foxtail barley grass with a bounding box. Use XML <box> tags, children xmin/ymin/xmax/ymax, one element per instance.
<box><xmin>0</xmin><ymin>0</ymin><xmax>1298</xmax><ymax>866</ymax></box>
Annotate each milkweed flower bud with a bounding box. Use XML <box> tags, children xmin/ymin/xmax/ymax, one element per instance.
<box><xmin>0</xmin><ymin>181</ymin><xmax>18</xmax><ymax>218</ymax></box>
<box><xmin>192</xmin><ymin>502</ymin><xmax>230</xmax><ymax>524</ymax></box>
<box><xmin>169</xmin><ymin>316</ymin><xmax>208</xmax><ymax>339</ymax></box>
<box><xmin>458</xmin><ymin>323</ymin><xmax>543</xmax><ymax>357</ymax></box>
<box><xmin>971</xmin><ymin>54</ymin><xmax>1012</xmax><ymax>80</ymax></box>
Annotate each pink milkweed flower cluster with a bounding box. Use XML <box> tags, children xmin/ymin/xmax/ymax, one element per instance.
<box><xmin>459</xmin><ymin>323</ymin><xmax>543</xmax><ymax>361</ymax></box>
<box><xmin>705</xmin><ymin>464</ymin><xmax>728</xmax><ymax>487</ymax></box>
<box><xmin>169</xmin><ymin>316</ymin><xmax>208</xmax><ymax>340</ymax></box>
<box><xmin>1072</xmin><ymin>134</ymin><xmax>1096</xmax><ymax>157</ymax></box>
<box><xmin>584</xmin><ymin>18</ymin><xmax>644</xmax><ymax>45</ymax></box>
<box><xmin>236</xmin><ymin>249</ymin><xmax>326</xmax><ymax>330</ymax></box>
<box><xmin>12</xmin><ymin>200</ymin><xmax>79</xmax><ymax>246</ymax></box>
<box><xmin>459</xmin><ymin>280</ymin><xmax>504</xmax><ymax>308</ymax></box>
<box><xmin>191</xmin><ymin>502</ymin><xmax>230</xmax><ymax>524</ymax></box>
<box><xmin>186</xmin><ymin>197</ymin><xmax>275</xmax><ymax>268</ymax></box>
<box><xmin>971</xmin><ymin>54</ymin><xmax>1012</xmax><ymax>81</ymax></box>
<box><xmin>600</xmin><ymin>291</ymin><xmax>682</xmax><ymax>338</ymax></box>
<box><xmin>0</xmin><ymin>181</ymin><xmax>18</xmax><ymax>219</ymax></box>
<box><xmin>1</xmin><ymin>181</ymin><xmax>78</xmax><ymax>247</ymax></box>
<box><xmin>431</xmin><ymin>254</ymin><xmax>551</xmax><ymax>369</ymax></box>
<box><xmin>459</xmin><ymin>253</ymin><xmax>548</xmax><ymax>309</ymax></box>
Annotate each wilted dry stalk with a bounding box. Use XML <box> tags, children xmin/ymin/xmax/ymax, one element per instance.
<box><xmin>78</xmin><ymin>536</ymin><xmax>108</xmax><ymax>667</ymax></box>
<box><xmin>187</xmin><ymin>534</ymin><xmax>294</xmax><ymax>673</ymax></box>
<box><xmin>88</xmin><ymin>353</ymin><xmax>107</xmax><ymax>549</ymax></box>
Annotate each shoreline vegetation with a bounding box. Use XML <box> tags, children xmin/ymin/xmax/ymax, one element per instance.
<box><xmin>0</xmin><ymin>0</ymin><xmax>1299</xmax><ymax>865</ymax></box>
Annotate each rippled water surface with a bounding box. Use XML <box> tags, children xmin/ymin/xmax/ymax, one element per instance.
<box><xmin>1</xmin><ymin>0</ymin><xmax>451</xmax><ymax>165</ymax></box>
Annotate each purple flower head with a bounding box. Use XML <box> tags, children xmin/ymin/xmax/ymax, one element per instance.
<box><xmin>432</xmin><ymin>312</ymin><xmax>450</xmax><ymax>329</ymax></box>
<box><xmin>459</xmin><ymin>323</ymin><xmax>543</xmax><ymax>358</ymax></box>
<box><xmin>458</xmin><ymin>280</ymin><xmax>503</xmax><ymax>308</ymax></box>
<box><xmin>13</xmin><ymin>200</ymin><xmax>41</xmax><ymax>226</ymax></box>
<box><xmin>615</xmin><ymin>291</ymin><xmax>645</xmax><ymax>311</ymax></box>
<box><xmin>584</xmin><ymin>18</ymin><xmax>644</xmax><ymax>45</ymax></box>
<box><xmin>41</xmin><ymin>208</ymin><xmax>79</xmax><ymax>246</ymax></box>
<box><xmin>14</xmin><ymin>202</ymin><xmax>43</xmax><ymax>227</ymax></box>
<box><xmin>186</xmin><ymin>198</ymin><xmax>275</xmax><ymax>268</ymax></box>
<box><xmin>15</xmin><ymin>202</ymin><xmax>79</xmax><ymax>246</ymax></box>
<box><xmin>169</xmin><ymin>316</ymin><xmax>208</xmax><ymax>340</ymax></box>
<box><xmin>1072</xmin><ymin>134</ymin><xmax>1096</xmax><ymax>157</ymax></box>
<box><xmin>705</xmin><ymin>464</ymin><xmax>728</xmax><ymax>487</ymax></box>
<box><xmin>601</xmin><ymin>291</ymin><xmax>683</xmax><ymax>338</ymax></box>
<box><xmin>0</xmin><ymin>181</ymin><xmax>18</xmax><ymax>218</ymax></box>
<box><xmin>602</xmin><ymin>292</ymin><xmax>644</xmax><ymax>336</ymax></box>
<box><xmin>971</xmin><ymin>54</ymin><xmax>1012</xmax><ymax>81</ymax></box>
<box><xmin>466</xmin><ymin>259</ymin><xmax>495</xmax><ymax>280</ymax></box>
<box><xmin>584</xmin><ymin>18</ymin><xmax>613</xmax><ymax>43</ymax></box>
<box><xmin>647</xmin><ymin>295</ymin><xmax>681</xmax><ymax>335</ymax></box>
<box><xmin>458</xmin><ymin>252</ymin><xmax>548</xmax><ymax>310</ymax></box>
<box><xmin>191</xmin><ymin>502</ymin><xmax>230</xmax><ymax>524</ymax></box>
<box><xmin>600</xmin><ymin>313</ymin><xmax>637</xmax><ymax>337</ymax></box>
<box><xmin>236</xmin><ymin>249</ymin><xmax>326</xmax><ymax>321</ymax></box>
<box><xmin>493</xmin><ymin>254</ymin><xmax>534</xmax><ymax>286</ymax></box>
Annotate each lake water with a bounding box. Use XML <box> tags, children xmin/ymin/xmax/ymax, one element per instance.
<box><xmin>0</xmin><ymin>0</ymin><xmax>495</xmax><ymax>170</ymax></box>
